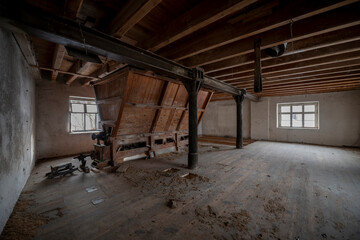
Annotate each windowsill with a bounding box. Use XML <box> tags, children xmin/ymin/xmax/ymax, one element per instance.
<box><xmin>69</xmin><ymin>130</ymin><xmax>101</xmax><ymax>135</ymax></box>
<box><xmin>277</xmin><ymin>127</ymin><xmax>319</xmax><ymax>130</ymax></box>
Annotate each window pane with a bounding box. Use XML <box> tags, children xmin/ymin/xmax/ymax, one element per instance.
<box><xmin>292</xmin><ymin>105</ymin><xmax>302</xmax><ymax>112</ymax></box>
<box><xmin>292</xmin><ymin>114</ymin><xmax>302</xmax><ymax>127</ymax></box>
<box><xmin>281</xmin><ymin>106</ymin><xmax>290</xmax><ymax>113</ymax></box>
<box><xmin>72</xmin><ymin>104</ymin><xmax>84</xmax><ymax>112</ymax></box>
<box><xmin>71</xmin><ymin>113</ymin><xmax>84</xmax><ymax>131</ymax></box>
<box><xmin>304</xmin><ymin>121</ymin><xmax>315</xmax><ymax>128</ymax></box>
<box><xmin>281</xmin><ymin>120</ymin><xmax>290</xmax><ymax>127</ymax></box>
<box><xmin>281</xmin><ymin>114</ymin><xmax>290</xmax><ymax>121</ymax></box>
<box><xmin>85</xmin><ymin>114</ymin><xmax>97</xmax><ymax>130</ymax></box>
<box><xmin>304</xmin><ymin>105</ymin><xmax>315</xmax><ymax>112</ymax></box>
<box><xmin>86</xmin><ymin>104</ymin><xmax>97</xmax><ymax>113</ymax></box>
<box><xmin>304</xmin><ymin>114</ymin><xmax>315</xmax><ymax>121</ymax></box>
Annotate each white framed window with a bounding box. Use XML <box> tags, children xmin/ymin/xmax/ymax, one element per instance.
<box><xmin>277</xmin><ymin>101</ymin><xmax>319</xmax><ymax>129</ymax></box>
<box><xmin>69</xmin><ymin>96</ymin><xmax>100</xmax><ymax>133</ymax></box>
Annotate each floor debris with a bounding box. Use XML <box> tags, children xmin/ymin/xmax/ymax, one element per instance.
<box><xmin>91</xmin><ymin>197</ymin><xmax>105</xmax><ymax>205</ymax></box>
<box><xmin>86</xmin><ymin>186</ymin><xmax>98</xmax><ymax>193</ymax></box>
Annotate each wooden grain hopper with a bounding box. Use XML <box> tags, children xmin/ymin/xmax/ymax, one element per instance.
<box><xmin>91</xmin><ymin>67</ymin><xmax>213</xmax><ymax>167</ymax></box>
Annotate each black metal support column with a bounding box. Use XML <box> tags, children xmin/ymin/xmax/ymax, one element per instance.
<box><xmin>183</xmin><ymin>68</ymin><xmax>204</xmax><ymax>169</ymax></box>
<box><xmin>233</xmin><ymin>90</ymin><xmax>246</xmax><ymax>149</ymax></box>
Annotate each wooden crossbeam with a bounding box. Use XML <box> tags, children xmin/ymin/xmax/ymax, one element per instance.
<box><xmin>212</xmin><ymin>40</ymin><xmax>360</xmax><ymax>79</ymax></box>
<box><xmin>0</xmin><ymin>3</ymin><xmax>258</xmax><ymax>101</ymax></box>
<box><xmin>83</xmin><ymin>62</ymin><xmax>126</xmax><ymax>86</ymax></box>
<box><xmin>159</xmin><ymin>0</ymin><xmax>358</xmax><ymax>61</ymax></box>
<box><xmin>204</xmin><ymin>25</ymin><xmax>360</xmax><ymax>74</ymax></box>
<box><xmin>179</xmin><ymin>2</ymin><xmax>360</xmax><ymax>67</ymax></box>
<box><xmin>218</xmin><ymin>50</ymin><xmax>360</xmax><ymax>82</ymax></box>
<box><xmin>51</xmin><ymin>44</ymin><xmax>66</xmax><ymax>81</ymax></box>
<box><xmin>108</xmin><ymin>0</ymin><xmax>162</xmax><ymax>38</ymax></box>
<box><xmin>66</xmin><ymin>60</ymin><xmax>93</xmax><ymax>85</ymax></box>
<box><xmin>143</xmin><ymin>0</ymin><xmax>258</xmax><ymax>52</ymax></box>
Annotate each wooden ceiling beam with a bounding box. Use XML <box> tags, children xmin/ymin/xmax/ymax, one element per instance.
<box><xmin>142</xmin><ymin>0</ymin><xmax>258</xmax><ymax>52</ymax></box>
<box><xmin>82</xmin><ymin>62</ymin><xmax>127</xmax><ymax>86</ymax></box>
<box><xmin>108</xmin><ymin>0</ymin><xmax>162</xmax><ymax>38</ymax></box>
<box><xmin>204</xmin><ymin>25</ymin><xmax>360</xmax><ymax>74</ymax></box>
<box><xmin>179</xmin><ymin>3</ymin><xmax>360</xmax><ymax>67</ymax></box>
<box><xmin>229</xmin><ymin>71</ymin><xmax>360</xmax><ymax>87</ymax></box>
<box><xmin>66</xmin><ymin>60</ymin><xmax>93</xmax><ymax>85</ymax></box>
<box><xmin>159</xmin><ymin>0</ymin><xmax>358</xmax><ymax>61</ymax></box>
<box><xmin>220</xmin><ymin>59</ymin><xmax>360</xmax><ymax>82</ymax></box>
<box><xmin>217</xmin><ymin>50</ymin><xmax>360</xmax><ymax>81</ymax></box>
<box><xmin>211</xmin><ymin>40</ymin><xmax>360</xmax><ymax>78</ymax></box>
<box><xmin>0</xmin><ymin>3</ymin><xmax>258</xmax><ymax>99</ymax></box>
<box><xmin>51</xmin><ymin>44</ymin><xmax>66</xmax><ymax>81</ymax></box>
<box><xmin>65</xmin><ymin>0</ymin><xmax>84</xmax><ymax>20</ymax></box>
<box><xmin>232</xmin><ymin>75</ymin><xmax>360</xmax><ymax>89</ymax></box>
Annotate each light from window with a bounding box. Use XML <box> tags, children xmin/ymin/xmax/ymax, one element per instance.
<box><xmin>69</xmin><ymin>96</ymin><xmax>100</xmax><ymax>133</ymax></box>
<box><xmin>277</xmin><ymin>101</ymin><xmax>319</xmax><ymax>129</ymax></box>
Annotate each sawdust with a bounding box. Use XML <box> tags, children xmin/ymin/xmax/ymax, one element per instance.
<box><xmin>0</xmin><ymin>195</ymin><xmax>50</xmax><ymax>240</ymax></box>
<box><xmin>194</xmin><ymin>205</ymin><xmax>252</xmax><ymax>239</ymax></box>
<box><xmin>263</xmin><ymin>197</ymin><xmax>285</xmax><ymax>219</ymax></box>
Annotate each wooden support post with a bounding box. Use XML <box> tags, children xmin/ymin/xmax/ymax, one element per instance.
<box><xmin>183</xmin><ymin>68</ymin><xmax>204</xmax><ymax>169</ymax></box>
<box><xmin>233</xmin><ymin>90</ymin><xmax>246</xmax><ymax>149</ymax></box>
<box><xmin>254</xmin><ymin>39</ymin><xmax>262</xmax><ymax>93</ymax></box>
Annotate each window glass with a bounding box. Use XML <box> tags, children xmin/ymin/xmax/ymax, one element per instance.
<box><xmin>86</xmin><ymin>105</ymin><xmax>97</xmax><ymax>113</ymax></box>
<box><xmin>292</xmin><ymin>105</ymin><xmax>302</xmax><ymax>112</ymax></box>
<box><xmin>72</xmin><ymin>104</ymin><xmax>84</xmax><ymax>112</ymax></box>
<box><xmin>281</xmin><ymin>106</ymin><xmax>290</xmax><ymax>113</ymax></box>
<box><xmin>292</xmin><ymin>114</ymin><xmax>302</xmax><ymax>127</ymax></box>
<box><xmin>304</xmin><ymin>105</ymin><xmax>315</xmax><ymax>112</ymax></box>
<box><xmin>85</xmin><ymin>113</ymin><xmax>97</xmax><ymax>130</ymax></box>
<box><xmin>71</xmin><ymin>113</ymin><xmax>84</xmax><ymax>131</ymax></box>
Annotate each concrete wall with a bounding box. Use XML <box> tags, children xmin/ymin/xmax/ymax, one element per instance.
<box><xmin>251</xmin><ymin>90</ymin><xmax>360</xmax><ymax>147</ymax></box>
<box><xmin>201</xmin><ymin>99</ymin><xmax>251</xmax><ymax>138</ymax></box>
<box><xmin>36</xmin><ymin>79</ymin><xmax>96</xmax><ymax>160</ymax></box>
<box><xmin>0</xmin><ymin>29</ymin><xmax>36</xmax><ymax>232</ymax></box>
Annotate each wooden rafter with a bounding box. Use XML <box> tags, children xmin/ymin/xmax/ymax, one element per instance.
<box><xmin>179</xmin><ymin>3</ymin><xmax>360</xmax><ymax>67</ymax></box>
<box><xmin>159</xmin><ymin>0</ymin><xmax>358</xmax><ymax>61</ymax></box>
<box><xmin>204</xmin><ymin>25</ymin><xmax>360</xmax><ymax>73</ymax></box>
<box><xmin>65</xmin><ymin>0</ymin><xmax>84</xmax><ymax>19</ymax></box>
<box><xmin>143</xmin><ymin>0</ymin><xmax>258</xmax><ymax>52</ymax></box>
<box><xmin>108</xmin><ymin>0</ymin><xmax>162</xmax><ymax>38</ymax></box>
<box><xmin>51</xmin><ymin>44</ymin><xmax>66</xmax><ymax>81</ymax></box>
<box><xmin>66</xmin><ymin>60</ymin><xmax>93</xmax><ymax>85</ymax></box>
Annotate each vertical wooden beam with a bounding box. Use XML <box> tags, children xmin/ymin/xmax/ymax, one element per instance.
<box><xmin>51</xmin><ymin>44</ymin><xmax>66</xmax><ymax>81</ymax></box>
<box><xmin>254</xmin><ymin>39</ymin><xmax>262</xmax><ymax>93</ymax></box>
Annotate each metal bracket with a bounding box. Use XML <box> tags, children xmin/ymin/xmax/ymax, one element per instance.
<box><xmin>183</xmin><ymin>67</ymin><xmax>204</xmax><ymax>94</ymax></box>
<box><xmin>233</xmin><ymin>89</ymin><xmax>246</xmax><ymax>103</ymax></box>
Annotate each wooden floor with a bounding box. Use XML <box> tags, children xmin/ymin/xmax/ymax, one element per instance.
<box><xmin>3</xmin><ymin>141</ymin><xmax>360</xmax><ymax>240</ymax></box>
<box><xmin>199</xmin><ymin>135</ymin><xmax>256</xmax><ymax>147</ymax></box>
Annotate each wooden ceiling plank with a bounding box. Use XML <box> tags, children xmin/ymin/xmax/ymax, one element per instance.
<box><xmin>159</xmin><ymin>0</ymin><xmax>358</xmax><ymax>61</ymax></box>
<box><xmin>204</xmin><ymin>25</ymin><xmax>360</xmax><ymax>74</ymax></box>
<box><xmin>221</xmin><ymin>60</ymin><xmax>360</xmax><ymax>82</ymax></box>
<box><xmin>108</xmin><ymin>0</ymin><xmax>162</xmax><ymax>38</ymax></box>
<box><xmin>218</xmin><ymin>50</ymin><xmax>360</xmax><ymax>81</ymax></box>
<box><xmin>227</xmin><ymin>66</ymin><xmax>360</xmax><ymax>84</ymax></box>
<box><xmin>51</xmin><ymin>44</ymin><xmax>66</xmax><ymax>81</ymax></box>
<box><xmin>179</xmin><ymin>2</ymin><xmax>360</xmax><ymax>67</ymax></box>
<box><xmin>211</xmin><ymin>40</ymin><xmax>360</xmax><ymax>78</ymax></box>
<box><xmin>143</xmin><ymin>0</ymin><xmax>259</xmax><ymax>52</ymax></box>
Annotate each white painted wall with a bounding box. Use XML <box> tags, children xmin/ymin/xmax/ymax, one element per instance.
<box><xmin>0</xmin><ymin>29</ymin><xmax>37</xmax><ymax>232</ymax></box>
<box><xmin>251</xmin><ymin>90</ymin><xmax>360</xmax><ymax>147</ymax></box>
<box><xmin>36</xmin><ymin>79</ymin><xmax>97</xmax><ymax>160</ymax></box>
<box><xmin>201</xmin><ymin>99</ymin><xmax>251</xmax><ymax>138</ymax></box>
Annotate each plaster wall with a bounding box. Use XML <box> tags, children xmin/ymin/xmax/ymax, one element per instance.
<box><xmin>251</xmin><ymin>90</ymin><xmax>360</xmax><ymax>147</ymax></box>
<box><xmin>201</xmin><ymin>99</ymin><xmax>251</xmax><ymax>138</ymax></box>
<box><xmin>36</xmin><ymin>79</ymin><xmax>96</xmax><ymax>160</ymax></box>
<box><xmin>0</xmin><ymin>29</ymin><xmax>36</xmax><ymax>232</ymax></box>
